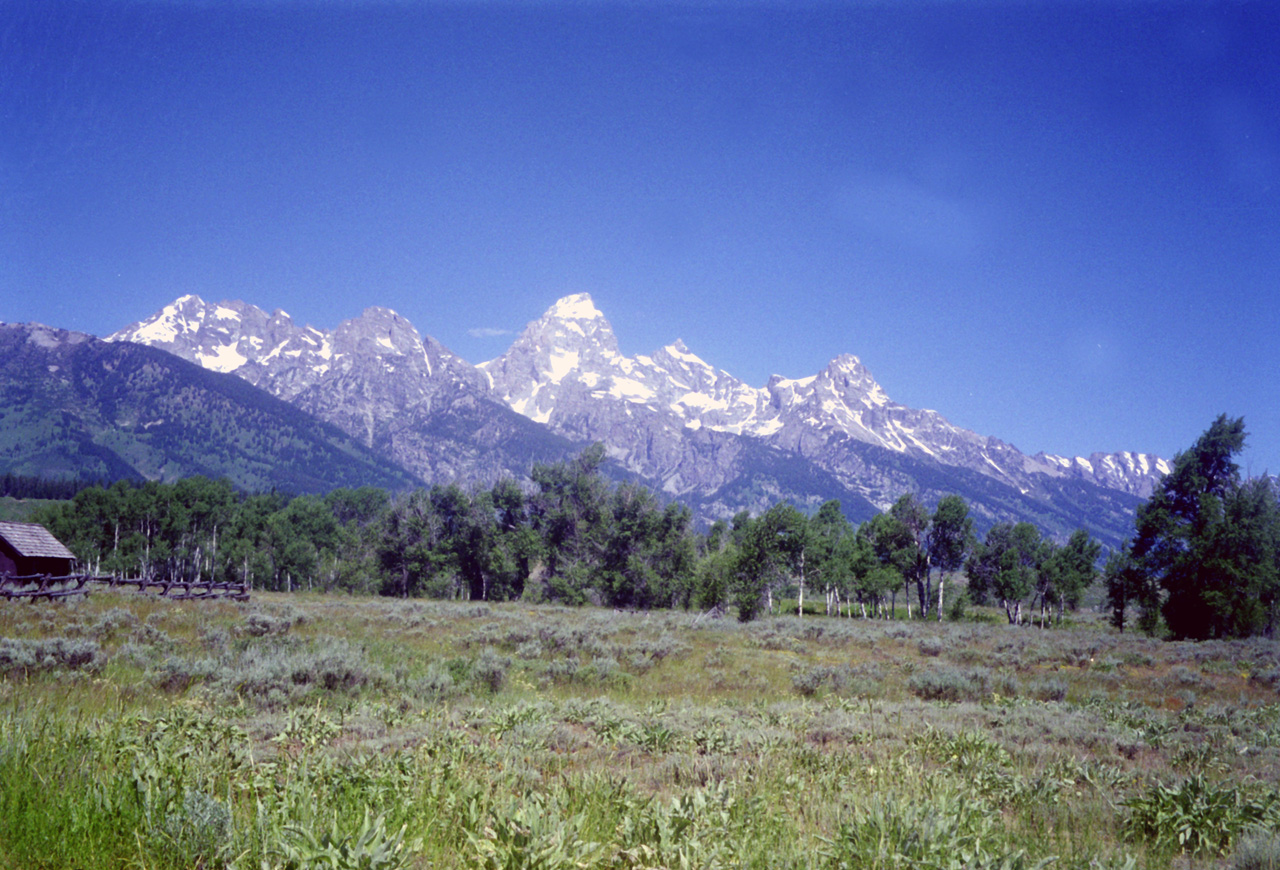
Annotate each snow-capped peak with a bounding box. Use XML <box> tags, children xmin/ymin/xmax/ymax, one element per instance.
<box><xmin>547</xmin><ymin>293</ymin><xmax>605</xmax><ymax>321</ymax></box>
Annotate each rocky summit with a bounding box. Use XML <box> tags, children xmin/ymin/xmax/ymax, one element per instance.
<box><xmin>107</xmin><ymin>292</ymin><xmax>1170</xmax><ymax>544</ymax></box>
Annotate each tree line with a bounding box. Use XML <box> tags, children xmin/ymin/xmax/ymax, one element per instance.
<box><xmin>29</xmin><ymin>442</ymin><xmax>1097</xmax><ymax>627</ymax></box>
<box><xmin>30</xmin><ymin>416</ymin><xmax>1280</xmax><ymax>638</ymax></box>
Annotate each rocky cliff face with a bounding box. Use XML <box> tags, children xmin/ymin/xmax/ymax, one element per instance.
<box><xmin>109</xmin><ymin>292</ymin><xmax>1168</xmax><ymax>544</ymax></box>
<box><xmin>477</xmin><ymin>294</ymin><xmax>1169</xmax><ymax>503</ymax></box>
<box><xmin>108</xmin><ymin>296</ymin><xmax>575</xmax><ymax>484</ymax></box>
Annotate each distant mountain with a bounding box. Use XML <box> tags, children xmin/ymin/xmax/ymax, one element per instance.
<box><xmin>481</xmin><ymin>294</ymin><xmax>1169</xmax><ymax>498</ymax></box>
<box><xmin>0</xmin><ymin>323</ymin><xmax>422</xmax><ymax>493</ymax></box>
<box><xmin>107</xmin><ymin>295</ymin><xmax>578</xmax><ymax>484</ymax></box>
<box><xmin>109</xmin><ymin>293</ymin><xmax>1168</xmax><ymax>545</ymax></box>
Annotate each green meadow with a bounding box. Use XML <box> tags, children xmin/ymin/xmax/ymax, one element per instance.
<box><xmin>2</xmin><ymin>591</ymin><xmax>1278</xmax><ymax>870</ymax></box>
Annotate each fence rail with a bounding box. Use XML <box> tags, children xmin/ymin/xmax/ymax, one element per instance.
<box><xmin>0</xmin><ymin>573</ymin><xmax>249</xmax><ymax>602</ymax></box>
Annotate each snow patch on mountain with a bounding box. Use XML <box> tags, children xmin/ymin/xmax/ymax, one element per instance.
<box><xmin>199</xmin><ymin>344</ymin><xmax>248</xmax><ymax>373</ymax></box>
<box><xmin>549</xmin><ymin>293</ymin><xmax>605</xmax><ymax>321</ymax></box>
<box><xmin>110</xmin><ymin>290</ymin><xmax>1170</xmax><ymax>506</ymax></box>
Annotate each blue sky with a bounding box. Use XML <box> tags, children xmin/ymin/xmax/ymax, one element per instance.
<box><xmin>3</xmin><ymin>1</ymin><xmax>1278</xmax><ymax>473</ymax></box>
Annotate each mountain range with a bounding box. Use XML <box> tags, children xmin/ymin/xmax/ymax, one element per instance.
<box><xmin>0</xmin><ymin>322</ymin><xmax>421</xmax><ymax>493</ymax></box>
<box><xmin>93</xmin><ymin>293</ymin><xmax>1169</xmax><ymax>546</ymax></box>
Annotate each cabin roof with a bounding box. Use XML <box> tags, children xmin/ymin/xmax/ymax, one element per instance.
<box><xmin>0</xmin><ymin>522</ymin><xmax>76</xmax><ymax>561</ymax></box>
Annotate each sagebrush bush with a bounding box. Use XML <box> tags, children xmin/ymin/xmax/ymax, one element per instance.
<box><xmin>0</xmin><ymin>637</ymin><xmax>103</xmax><ymax>676</ymax></box>
<box><xmin>158</xmin><ymin>790</ymin><xmax>232</xmax><ymax>868</ymax></box>
<box><xmin>1029</xmin><ymin>677</ymin><xmax>1068</xmax><ymax>702</ymax></box>
<box><xmin>471</xmin><ymin>648</ymin><xmax>509</xmax><ymax>693</ymax></box>
<box><xmin>918</xmin><ymin>636</ymin><xmax>946</xmax><ymax>657</ymax></box>
<box><xmin>89</xmin><ymin>607</ymin><xmax>138</xmax><ymax>640</ymax></box>
<box><xmin>1234</xmin><ymin>831</ymin><xmax>1280</xmax><ymax>870</ymax></box>
<box><xmin>908</xmin><ymin>667</ymin><xmax>984</xmax><ymax>702</ymax></box>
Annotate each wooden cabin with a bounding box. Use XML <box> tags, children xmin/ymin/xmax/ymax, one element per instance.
<box><xmin>0</xmin><ymin>522</ymin><xmax>77</xmax><ymax>577</ymax></box>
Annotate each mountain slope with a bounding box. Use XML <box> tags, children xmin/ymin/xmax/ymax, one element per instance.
<box><xmin>110</xmin><ymin>293</ymin><xmax>1166</xmax><ymax>544</ymax></box>
<box><xmin>0</xmin><ymin>323</ymin><xmax>422</xmax><ymax>493</ymax></box>
<box><xmin>479</xmin><ymin>295</ymin><xmax>1168</xmax><ymax>499</ymax></box>
<box><xmin>108</xmin><ymin>296</ymin><xmax>579</xmax><ymax>484</ymax></box>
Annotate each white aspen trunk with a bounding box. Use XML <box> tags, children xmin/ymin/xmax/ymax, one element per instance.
<box><xmin>797</xmin><ymin>550</ymin><xmax>805</xmax><ymax>617</ymax></box>
<box><xmin>937</xmin><ymin>575</ymin><xmax>945</xmax><ymax>622</ymax></box>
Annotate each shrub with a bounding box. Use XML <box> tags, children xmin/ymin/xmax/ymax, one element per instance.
<box><xmin>908</xmin><ymin>667</ymin><xmax>987</xmax><ymax>702</ymax></box>
<box><xmin>157</xmin><ymin>790</ymin><xmax>232</xmax><ymax>868</ymax></box>
<box><xmin>471</xmin><ymin>649</ymin><xmax>509</xmax><ymax>693</ymax></box>
<box><xmin>918</xmin><ymin>636</ymin><xmax>946</xmax><ymax>657</ymax></box>
<box><xmin>409</xmin><ymin>662</ymin><xmax>456</xmax><ymax>700</ymax></box>
<box><xmin>0</xmin><ymin>637</ymin><xmax>103</xmax><ymax>676</ymax></box>
<box><xmin>148</xmin><ymin>655</ymin><xmax>221</xmax><ymax>693</ymax></box>
<box><xmin>792</xmin><ymin>666</ymin><xmax>828</xmax><ymax>698</ymax></box>
<box><xmin>1234</xmin><ymin>831</ymin><xmax>1280</xmax><ymax>870</ymax></box>
<box><xmin>1029</xmin><ymin>678</ymin><xmax>1068</xmax><ymax>702</ymax></box>
<box><xmin>89</xmin><ymin>607</ymin><xmax>138</xmax><ymax>640</ymax></box>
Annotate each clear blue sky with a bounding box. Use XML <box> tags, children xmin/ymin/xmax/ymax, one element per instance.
<box><xmin>3</xmin><ymin>1</ymin><xmax>1278</xmax><ymax>473</ymax></box>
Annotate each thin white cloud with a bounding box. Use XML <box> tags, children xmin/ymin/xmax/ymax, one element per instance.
<box><xmin>468</xmin><ymin>327</ymin><xmax>513</xmax><ymax>338</ymax></box>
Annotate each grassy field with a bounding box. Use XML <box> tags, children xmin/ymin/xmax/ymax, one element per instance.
<box><xmin>1</xmin><ymin>590</ymin><xmax>1278</xmax><ymax>869</ymax></box>
<box><xmin>0</xmin><ymin>496</ymin><xmax>55</xmax><ymax>522</ymax></box>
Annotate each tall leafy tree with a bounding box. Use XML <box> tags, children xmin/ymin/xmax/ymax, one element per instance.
<box><xmin>808</xmin><ymin>500</ymin><xmax>856</xmax><ymax>616</ymax></box>
<box><xmin>1034</xmin><ymin>530</ymin><xmax>1100</xmax><ymax>627</ymax></box>
<box><xmin>865</xmin><ymin>495</ymin><xmax>929</xmax><ymax>617</ymax></box>
<box><xmin>529</xmin><ymin>444</ymin><xmax>610</xmax><ymax>603</ymax></box>
<box><xmin>927</xmin><ymin>495</ymin><xmax>973</xmax><ymax>622</ymax></box>
<box><xmin>729</xmin><ymin>503</ymin><xmax>806</xmax><ymax>621</ymax></box>
<box><xmin>967</xmin><ymin>521</ymin><xmax>1043</xmax><ymax>624</ymax></box>
<box><xmin>1130</xmin><ymin>415</ymin><xmax>1279</xmax><ymax>639</ymax></box>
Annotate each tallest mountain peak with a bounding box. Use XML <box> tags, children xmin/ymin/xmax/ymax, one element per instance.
<box><xmin>545</xmin><ymin>293</ymin><xmax>604</xmax><ymax>321</ymax></box>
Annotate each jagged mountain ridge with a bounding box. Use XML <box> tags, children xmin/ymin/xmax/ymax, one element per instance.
<box><xmin>478</xmin><ymin>294</ymin><xmax>1169</xmax><ymax>500</ymax></box>
<box><xmin>108</xmin><ymin>293</ymin><xmax>1167</xmax><ymax>544</ymax></box>
<box><xmin>106</xmin><ymin>295</ymin><xmax>577</xmax><ymax>484</ymax></box>
<box><xmin>0</xmin><ymin>323</ymin><xmax>422</xmax><ymax>493</ymax></box>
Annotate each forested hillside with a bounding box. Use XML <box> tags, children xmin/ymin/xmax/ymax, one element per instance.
<box><xmin>0</xmin><ymin>324</ymin><xmax>422</xmax><ymax>493</ymax></box>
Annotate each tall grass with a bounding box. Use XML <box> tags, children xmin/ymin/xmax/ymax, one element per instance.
<box><xmin>0</xmin><ymin>591</ymin><xmax>1277</xmax><ymax>868</ymax></box>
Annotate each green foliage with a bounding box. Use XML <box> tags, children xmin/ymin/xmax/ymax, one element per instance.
<box><xmin>271</xmin><ymin>810</ymin><xmax>418</xmax><ymax>870</ymax></box>
<box><xmin>466</xmin><ymin>797</ymin><xmax>603</xmax><ymax>870</ymax></box>
<box><xmin>967</xmin><ymin>522</ymin><xmax>1045</xmax><ymax>624</ymax></box>
<box><xmin>1123</xmin><ymin>774</ymin><xmax>1278</xmax><ymax>856</ymax></box>
<box><xmin>1129</xmin><ymin>415</ymin><xmax>1280</xmax><ymax>639</ymax></box>
<box><xmin>821</xmin><ymin>791</ymin><xmax>1052</xmax><ymax>870</ymax></box>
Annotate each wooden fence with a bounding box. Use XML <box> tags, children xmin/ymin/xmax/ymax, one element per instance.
<box><xmin>0</xmin><ymin>573</ymin><xmax>249</xmax><ymax>602</ymax></box>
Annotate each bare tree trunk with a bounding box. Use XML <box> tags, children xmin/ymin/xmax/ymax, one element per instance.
<box><xmin>797</xmin><ymin>550</ymin><xmax>805</xmax><ymax>617</ymax></box>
